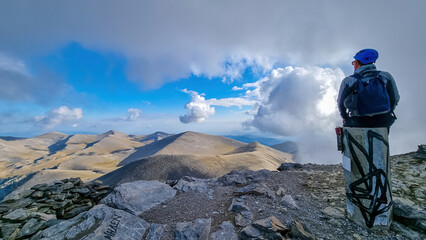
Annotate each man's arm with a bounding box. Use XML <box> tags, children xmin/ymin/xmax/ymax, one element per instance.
<box><xmin>337</xmin><ymin>78</ymin><xmax>351</xmax><ymax>119</ymax></box>
<box><xmin>382</xmin><ymin>72</ymin><xmax>400</xmax><ymax>110</ymax></box>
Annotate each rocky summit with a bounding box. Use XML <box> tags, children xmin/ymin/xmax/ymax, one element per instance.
<box><xmin>0</xmin><ymin>146</ymin><xmax>425</xmax><ymax>239</ymax></box>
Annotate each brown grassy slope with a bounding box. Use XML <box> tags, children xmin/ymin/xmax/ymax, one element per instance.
<box><xmin>99</xmin><ymin>142</ymin><xmax>293</xmax><ymax>185</ymax></box>
<box><xmin>119</xmin><ymin>131</ymin><xmax>247</xmax><ymax>166</ymax></box>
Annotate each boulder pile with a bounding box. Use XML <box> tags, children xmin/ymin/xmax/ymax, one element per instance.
<box><xmin>0</xmin><ymin>178</ymin><xmax>112</xmax><ymax>239</ymax></box>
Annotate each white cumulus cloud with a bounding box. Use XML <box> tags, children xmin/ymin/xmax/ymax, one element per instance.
<box><xmin>179</xmin><ymin>90</ymin><xmax>215</xmax><ymax>124</ymax></box>
<box><xmin>240</xmin><ymin>66</ymin><xmax>345</xmax><ymax>163</ymax></box>
<box><xmin>126</xmin><ymin>108</ymin><xmax>142</xmax><ymax>121</ymax></box>
<box><xmin>34</xmin><ymin>106</ymin><xmax>83</xmax><ymax>128</ymax></box>
<box><xmin>179</xmin><ymin>89</ymin><xmax>255</xmax><ymax>123</ymax></box>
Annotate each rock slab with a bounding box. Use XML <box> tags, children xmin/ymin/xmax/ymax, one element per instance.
<box><xmin>241</xmin><ymin>216</ymin><xmax>288</xmax><ymax>240</ymax></box>
<box><xmin>210</xmin><ymin>221</ymin><xmax>238</xmax><ymax>240</ymax></box>
<box><xmin>100</xmin><ymin>180</ymin><xmax>177</xmax><ymax>215</ymax></box>
<box><xmin>32</xmin><ymin>204</ymin><xmax>150</xmax><ymax>240</ymax></box>
<box><xmin>174</xmin><ymin>218</ymin><xmax>211</xmax><ymax>240</ymax></box>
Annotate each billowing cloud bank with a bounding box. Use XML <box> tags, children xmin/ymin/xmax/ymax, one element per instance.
<box><xmin>34</xmin><ymin>106</ymin><xmax>83</xmax><ymax>128</ymax></box>
<box><xmin>242</xmin><ymin>67</ymin><xmax>344</xmax><ymax>136</ymax></box>
<box><xmin>241</xmin><ymin>67</ymin><xmax>345</xmax><ymax>163</ymax></box>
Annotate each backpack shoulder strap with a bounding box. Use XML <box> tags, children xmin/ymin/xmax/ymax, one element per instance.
<box><xmin>350</xmin><ymin>73</ymin><xmax>362</xmax><ymax>80</ymax></box>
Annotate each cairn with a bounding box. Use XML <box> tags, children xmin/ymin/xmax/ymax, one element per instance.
<box><xmin>0</xmin><ymin>178</ymin><xmax>111</xmax><ymax>239</ymax></box>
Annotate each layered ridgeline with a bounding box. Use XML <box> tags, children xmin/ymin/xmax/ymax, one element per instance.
<box><xmin>0</xmin><ymin>131</ymin><xmax>293</xmax><ymax>200</ymax></box>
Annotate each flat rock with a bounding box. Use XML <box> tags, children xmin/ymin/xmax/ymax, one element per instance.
<box><xmin>278</xmin><ymin>163</ymin><xmax>303</xmax><ymax>171</ymax></box>
<box><xmin>228</xmin><ymin>197</ymin><xmax>250</xmax><ymax>213</ymax></box>
<box><xmin>290</xmin><ymin>221</ymin><xmax>315</xmax><ymax>240</ymax></box>
<box><xmin>0</xmin><ymin>222</ymin><xmax>21</xmax><ymax>239</ymax></box>
<box><xmin>219</xmin><ymin>170</ymin><xmax>270</xmax><ymax>186</ymax></box>
<box><xmin>241</xmin><ymin>216</ymin><xmax>288</xmax><ymax>240</ymax></box>
<box><xmin>0</xmin><ymin>198</ymin><xmax>35</xmax><ymax>213</ymax></box>
<box><xmin>210</xmin><ymin>221</ymin><xmax>238</xmax><ymax>240</ymax></box>
<box><xmin>390</xmin><ymin>221</ymin><xmax>425</xmax><ymax>240</ymax></box>
<box><xmin>173</xmin><ymin>176</ymin><xmax>213</xmax><ymax>199</ymax></box>
<box><xmin>2</xmin><ymin>208</ymin><xmax>32</xmax><ymax>221</ymax></box>
<box><xmin>32</xmin><ymin>204</ymin><xmax>150</xmax><ymax>240</ymax></box>
<box><xmin>322</xmin><ymin>206</ymin><xmax>345</xmax><ymax>219</ymax></box>
<box><xmin>16</xmin><ymin>218</ymin><xmax>45</xmax><ymax>239</ymax></box>
<box><xmin>173</xmin><ymin>176</ymin><xmax>209</xmax><ymax>193</ymax></box>
<box><xmin>235</xmin><ymin>183</ymin><xmax>275</xmax><ymax>199</ymax></box>
<box><xmin>175</xmin><ymin>218</ymin><xmax>211</xmax><ymax>240</ymax></box>
<box><xmin>235</xmin><ymin>211</ymin><xmax>253</xmax><ymax>227</ymax></box>
<box><xmin>393</xmin><ymin>197</ymin><xmax>426</xmax><ymax>220</ymax></box>
<box><xmin>281</xmin><ymin>195</ymin><xmax>298</xmax><ymax>210</ymax></box>
<box><xmin>146</xmin><ymin>223</ymin><xmax>166</xmax><ymax>240</ymax></box>
<box><xmin>100</xmin><ymin>180</ymin><xmax>176</xmax><ymax>215</ymax></box>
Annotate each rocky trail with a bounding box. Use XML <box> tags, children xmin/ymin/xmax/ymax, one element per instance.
<box><xmin>0</xmin><ymin>146</ymin><xmax>425</xmax><ymax>239</ymax></box>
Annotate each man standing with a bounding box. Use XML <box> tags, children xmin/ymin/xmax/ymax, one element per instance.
<box><xmin>338</xmin><ymin>49</ymin><xmax>400</xmax><ymax>229</ymax></box>
<box><xmin>337</xmin><ymin>49</ymin><xmax>400</xmax><ymax>129</ymax></box>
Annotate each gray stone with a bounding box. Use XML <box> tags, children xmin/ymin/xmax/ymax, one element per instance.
<box><xmin>53</xmin><ymin>180</ymin><xmax>64</xmax><ymax>185</ymax></box>
<box><xmin>33</xmin><ymin>204</ymin><xmax>150</xmax><ymax>240</ymax></box>
<box><xmin>173</xmin><ymin>177</ymin><xmax>214</xmax><ymax>199</ymax></box>
<box><xmin>0</xmin><ymin>222</ymin><xmax>21</xmax><ymax>239</ymax></box>
<box><xmin>2</xmin><ymin>208</ymin><xmax>32</xmax><ymax>221</ymax></box>
<box><xmin>31</xmin><ymin>183</ymin><xmax>48</xmax><ymax>191</ymax></box>
<box><xmin>31</xmin><ymin>212</ymin><xmax>57</xmax><ymax>221</ymax></box>
<box><xmin>71</xmin><ymin>187</ymin><xmax>90</xmax><ymax>195</ymax></box>
<box><xmin>241</xmin><ymin>216</ymin><xmax>288</xmax><ymax>240</ymax></box>
<box><xmin>219</xmin><ymin>170</ymin><xmax>249</xmax><ymax>186</ymax></box>
<box><xmin>393</xmin><ymin>197</ymin><xmax>426</xmax><ymax>220</ymax></box>
<box><xmin>175</xmin><ymin>218</ymin><xmax>211</xmax><ymax>240</ymax></box>
<box><xmin>235</xmin><ymin>183</ymin><xmax>275</xmax><ymax>199</ymax></box>
<box><xmin>3</xmin><ymin>189</ymin><xmax>34</xmax><ymax>202</ymax></box>
<box><xmin>290</xmin><ymin>221</ymin><xmax>315</xmax><ymax>240</ymax></box>
<box><xmin>0</xmin><ymin>197</ymin><xmax>35</xmax><ymax>213</ymax></box>
<box><xmin>235</xmin><ymin>211</ymin><xmax>253</xmax><ymax>227</ymax></box>
<box><xmin>62</xmin><ymin>182</ymin><xmax>74</xmax><ymax>190</ymax></box>
<box><xmin>101</xmin><ymin>180</ymin><xmax>177</xmax><ymax>215</ymax></box>
<box><xmin>69</xmin><ymin>177</ymin><xmax>81</xmax><ymax>185</ymax></box>
<box><xmin>54</xmin><ymin>194</ymin><xmax>67</xmax><ymax>201</ymax></box>
<box><xmin>277</xmin><ymin>163</ymin><xmax>303</xmax><ymax>171</ymax></box>
<box><xmin>322</xmin><ymin>206</ymin><xmax>345</xmax><ymax>219</ymax></box>
<box><xmin>280</xmin><ymin>195</ymin><xmax>298</xmax><ymax>210</ymax></box>
<box><xmin>228</xmin><ymin>198</ymin><xmax>250</xmax><ymax>213</ymax></box>
<box><xmin>390</xmin><ymin>222</ymin><xmax>425</xmax><ymax>240</ymax></box>
<box><xmin>210</xmin><ymin>221</ymin><xmax>238</xmax><ymax>240</ymax></box>
<box><xmin>173</xmin><ymin>177</ymin><xmax>208</xmax><ymax>193</ymax></box>
<box><xmin>63</xmin><ymin>205</ymin><xmax>91</xmax><ymax>219</ymax></box>
<box><xmin>275</xmin><ymin>187</ymin><xmax>286</xmax><ymax>196</ymax></box>
<box><xmin>240</xmin><ymin>225</ymin><xmax>262</xmax><ymax>240</ymax></box>
<box><xmin>146</xmin><ymin>223</ymin><xmax>165</xmax><ymax>240</ymax></box>
<box><xmin>16</xmin><ymin>218</ymin><xmax>45</xmax><ymax>239</ymax></box>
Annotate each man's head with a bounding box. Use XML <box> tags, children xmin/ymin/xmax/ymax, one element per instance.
<box><xmin>354</xmin><ymin>49</ymin><xmax>379</xmax><ymax>65</ymax></box>
<box><xmin>352</xmin><ymin>59</ymin><xmax>362</xmax><ymax>70</ymax></box>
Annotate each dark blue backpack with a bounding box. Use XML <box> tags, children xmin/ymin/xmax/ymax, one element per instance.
<box><xmin>352</xmin><ymin>71</ymin><xmax>391</xmax><ymax>116</ymax></box>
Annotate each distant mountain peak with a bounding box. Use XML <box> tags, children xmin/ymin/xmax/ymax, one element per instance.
<box><xmin>97</xmin><ymin>130</ymin><xmax>127</xmax><ymax>139</ymax></box>
<box><xmin>34</xmin><ymin>132</ymin><xmax>68</xmax><ymax>140</ymax></box>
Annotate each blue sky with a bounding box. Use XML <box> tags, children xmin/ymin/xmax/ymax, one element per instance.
<box><xmin>1</xmin><ymin>1</ymin><xmax>425</xmax><ymax>163</ymax></box>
